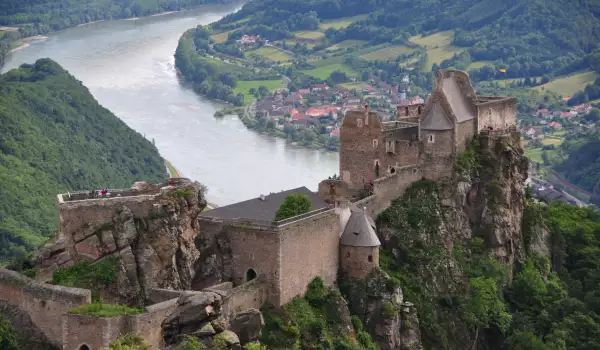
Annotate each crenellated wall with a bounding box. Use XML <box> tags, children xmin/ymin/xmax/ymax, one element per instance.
<box><xmin>0</xmin><ymin>268</ymin><xmax>91</xmax><ymax>347</ymax></box>
<box><xmin>477</xmin><ymin>97</ymin><xmax>517</xmax><ymax>131</ymax></box>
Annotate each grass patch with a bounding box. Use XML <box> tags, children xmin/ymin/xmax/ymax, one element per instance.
<box><xmin>318</xmin><ymin>15</ymin><xmax>368</xmax><ymax>30</ymax></box>
<box><xmin>50</xmin><ymin>258</ymin><xmax>118</xmax><ymax>298</ymax></box>
<box><xmin>535</xmin><ymin>71</ymin><xmax>599</xmax><ymax>97</ymax></box>
<box><xmin>326</xmin><ymin>40</ymin><xmax>367</xmax><ymax>51</ymax></box>
<box><xmin>70</xmin><ymin>301</ymin><xmax>143</xmax><ymax>317</ymax></box>
<box><xmin>278</xmin><ymin>39</ymin><xmax>317</xmax><ymax>49</ymax></box>
<box><xmin>468</xmin><ymin>61</ymin><xmax>494</xmax><ymax>70</ymax></box>
<box><xmin>198</xmin><ymin>55</ymin><xmax>251</xmax><ymax>74</ymax></box>
<box><xmin>409</xmin><ymin>30</ymin><xmax>464</xmax><ymax>70</ymax></box>
<box><xmin>339</xmin><ymin>82</ymin><xmax>364</xmax><ymax>90</ymax></box>
<box><xmin>524</xmin><ymin>148</ymin><xmax>543</xmax><ymax>163</ymax></box>
<box><xmin>541</xmin><ymin>138</ymin><xmax>563</xmax><ymax>146</ymax></box>
<box><xmin>294</xmin><ymin>31</ymin><xmax>325</xmax><ymax>40</ymax></box>
<box><xmin>165</xmin><ymin>161</ymin><xmax>179</xmax><ymax>177</ymax></box>
<box><xmin>210</xmin><ymin>29</ymin><xmax>235</xmax><ymax>44</ymax></box>
<box><xmin>360</xmin><ymin>45</ymin><xmax>416</xmax><ymax>61</ymax></box>
<box><xmin>252</xmin><ymin>46</ymin><xmax>292</xmax><ymax>62</ymax></box>
<box><xmin>301</xmin><ymin>63</ymin><xmax>358</xmax><ymax>79</ymax></box>
<box><xmin>234</xmin><ymin>79</ymin><xmax>286</xmax><ymax>103</ymax></box>
<box><xmin>410</xmin><ymin>30</ymin><xmax>455</xmax><ymax>47</ymax></box>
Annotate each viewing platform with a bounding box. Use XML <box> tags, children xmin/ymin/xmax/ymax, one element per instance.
<box><xmin>57</xmin><ymin>178</ymin><xmax>192</xmax><ymax>204</ymax></box>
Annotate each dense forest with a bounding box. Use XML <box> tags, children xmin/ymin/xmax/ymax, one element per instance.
<box><xmin>0</xmin><ymin>59</ymin><xmax>167</xmax><ymax>260</ymax></box>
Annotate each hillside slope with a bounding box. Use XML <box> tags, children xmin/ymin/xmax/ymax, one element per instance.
<box><xmin>0</xmin><ymin>59</ymin><xmax>167</xmax><ymax>259</ymax></box>
<box><xmin>215</xmin><ymin>0</ymin><xmax>600</xmax><ymax>79</ymax></box>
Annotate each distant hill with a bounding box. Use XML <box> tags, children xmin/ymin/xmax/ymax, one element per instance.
<box><xmin>0</xmin><ymin>59</ymin><xmax>167</xmax><ymax>260</ymax></box>
<box><xmin>215</xmin><ymin>0</ymin><xmax>600</xmax><ymax>79</ymax></box>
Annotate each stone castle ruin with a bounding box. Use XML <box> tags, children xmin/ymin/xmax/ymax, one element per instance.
<box><xmin>0</xmin><ymin>70</ymin><xmax>518</xmax><ymax>349</ymax></box>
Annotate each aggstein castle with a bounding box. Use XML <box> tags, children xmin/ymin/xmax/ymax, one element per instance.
<box><xmin>0</xmin><ymin>70</ymin><xmax>517</xmax><ymax>349</ymax></box>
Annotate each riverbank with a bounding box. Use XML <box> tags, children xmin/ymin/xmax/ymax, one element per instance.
<box><xmin>9</xmin><ymin>35</ymin><xmax>48</xmax><ymax>53</ymax></box>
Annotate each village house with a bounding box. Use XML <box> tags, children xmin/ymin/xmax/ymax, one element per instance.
<box><xmin>312</xmin><ymin>83</ymin><xmax>329</xmax><ymax>91</ymax></box>
<box><xmin>237</xmin><ymin>35</ymin><xmax>260</xmax><ymax>44</ymax></box>
<box><xmin>548</xmin><ymin>121</ymin><xmax>562</xmax><ymax>129</ymax></box>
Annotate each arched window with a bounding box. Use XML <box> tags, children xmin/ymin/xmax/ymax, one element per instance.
<box><xmin>244</xmin><ymin>268</ymin><xmax>257</xmax><ymax>282</ymax></box>
<box><xmin>79</xmin><ymin>345</ymin><xmax>91</xmax><ymax>350</ymax></box>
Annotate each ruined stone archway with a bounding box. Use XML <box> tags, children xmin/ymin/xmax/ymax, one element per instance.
<box><xmin>244</xmin><ymin>268</ymin><xmax>257</xmax><ymax>282</ymax></box>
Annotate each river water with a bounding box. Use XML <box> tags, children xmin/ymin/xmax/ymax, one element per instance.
<box><xmin>1</xmin><ymin>4</ymin><xmax>339</xmax><ymax>206</ymax></box>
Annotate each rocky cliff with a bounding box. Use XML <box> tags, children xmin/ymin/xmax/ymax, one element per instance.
<box><xmin>357</xmin><ymin>130</ymin><xmax>528</xmax><ymax>350</ymax></box>
<box><xmin>34</xmin><ymin>179</ymin><xmax>206</xmax><ymax>305</ymax></box>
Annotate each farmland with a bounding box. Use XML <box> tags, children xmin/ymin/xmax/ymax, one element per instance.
<box><xmin>326</xmin><ymin>40</ymin><xmax>367</xmax><ymax>51</ymax></box>
<box><xmin>535</xmin><ymin>71</ymin><xmax>599</xmax><ymax>96</ymax></box>
<box><xmin>251</xmin><ymin>46</ymin><xmax>292</xmax><ymax>62</ymax></box>
<box><xmin>318</xmin><ymin>15</ymin><xmax>368</xmax><ymax>30</ymax></box>
<box><xmin>301</xmin><ymin>63</ymin><xmax>358</xmax><ymax>80</ymax></box>
<box><xmin>294</xmin><ymin>31</ymin><xmax>325</xmax><ymax>40</ymax></box>
<box><xmin>409</xmin><ymin>30</ymin><xmax>464</xmax><ymax>70</ymax></box>
<box><xmin>360</xmin><ymin>45</ymin><xmax>416</xmax><ymax>61</ymax></box>
<box><xmin>234</xmin><ymin>79</ymin><xmax>286</xmax><ymax>104</ymax></box>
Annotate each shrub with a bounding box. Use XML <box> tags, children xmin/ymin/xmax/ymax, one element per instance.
<box><xmin>50</xmin><ymin>256</ymin><xmax>118</xmax><ymax>296</ymax></box>
<box><xmin>172</xmin><ymin>188</ymin><xmax>194</xmax><ymax>198</ymax></box>
<box><xmin>0</xmin><ymin>312</ymin><xmax>19</xmax><ymax>350</ymax></box>
<box><xmin>70</xmin><ymin>301</ymin><xmax>143</xmax><ymax>317</ymax></box>
<box><xmin>108</xmin><ymin>333</ymin><xmax>151</xmax><ymax>350</ymax></box>
<box><xmin>305</xmin><ymin>277</ymin><xmax>327</xmax><ymax>307</ymax></box>
<box><xmin>173</xmin><ymin>335</ymin><xmax>207</xmax><ymax>350</ymax></box>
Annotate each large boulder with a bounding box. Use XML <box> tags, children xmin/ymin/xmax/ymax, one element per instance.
<box><xmin>229</xmin><ymin>309</ymin><xmax>264</xmax><ymax>345</ymax></box>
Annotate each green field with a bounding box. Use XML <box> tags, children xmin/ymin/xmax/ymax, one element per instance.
<box><xmin>210</xmin><ymin>29</ymin><xmax>235</xmax><ymax>44</ymax></box>
<box><xmin>524</xmin><ymin>148</ymin><xmax>544</xmax><ymax>163</ymax></box>
<box><xmin>360</xmin><ymin>45</ymin><xmax>416</xmax><ymax>61</ymax></box>
<box><xmin>280</xmin><ymin>39</ymin><xmax>317</xmax><ymax>49</ymax></box>
<box><xmin>326</xmin><ymin>40</ymin><xmax>367</xmax><ymax>51</ymax></box>
<box><xmin>294</xmin><ymin>31</ymin><xmax>325</xmax><ymax>40</ymax></box>
<box><xmin>234</xmin><ymin>79</ymin><xmax>286</xmax><ymax>103</ymax></box>
<box><xmin>467</xmin><ymin>61</ymin><xmax>494</xmax><ymax>70</ymax></box>
<box><xmin>410</xmin><ymin>30</ymin><xmax>454</xmax><ymax>47</ymax></box>
<box><xmin>301</xmin><ymin>63</ymin><xmax>358</xmax><ymax>79</ymax></box>
<box><xmin>409</xmin><ymin>31</ymin><xmax>463</xmax><ymax>70</ymax></box>
<box><xmin>339</xmin><ymin>82</ymin><xmax>364</xmax><ymax>90</ymax></box>
<box><xmin>252</xmin><ymin>46</ymin><xmax>292</xmax><ymax>62</ymax></box>
<box><xmin>200</xmin><ymin>56</ymin><xmax>251</xmax><ymax>74</ymax></box>
<box><xmin>542</xmin><ymin>138</ymin><xmax>563</xmax><ymax>146</ymax></box>
<box><xmin>535</xmin><ymin>71</ymin><xmax>599</xmax><ymax>96</ymax></box>
<box><xmin>318</xmin><ymin>15</ymin><xmax>368</xmax><ymax>30</ymax></box>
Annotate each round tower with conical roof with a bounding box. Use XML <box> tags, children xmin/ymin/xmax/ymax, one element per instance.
<box><xmin>340</xmin><ymin>206</ymin><xmax>381</xmax><ymax>279</ymax></box>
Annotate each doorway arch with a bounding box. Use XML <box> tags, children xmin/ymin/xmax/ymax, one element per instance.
<box><xmin>244</xmin><ymin>268</ymin><xmax>257</xmax><ymax>282</ymax></box>
<box><xmin>78</xmin><ymin>344</ymin><xmax>91</xmax><ymax>350</ymax></box>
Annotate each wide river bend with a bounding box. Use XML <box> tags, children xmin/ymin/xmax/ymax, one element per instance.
<box><xmin>2</xmin><ymin>4</ymin><xmax>339</xmax><ymax>206</ymax></box>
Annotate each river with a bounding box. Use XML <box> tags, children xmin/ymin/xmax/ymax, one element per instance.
<box><xmin>1</xmin><ymin>4</ymin><xmax>339</xmax><ymax>206</ymax></box>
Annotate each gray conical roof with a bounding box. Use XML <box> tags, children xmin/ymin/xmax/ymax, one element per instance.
<box><xmin>340</xmin><ymin>205</ymin><xmax>380</xmax><ymax>247</ymax></box>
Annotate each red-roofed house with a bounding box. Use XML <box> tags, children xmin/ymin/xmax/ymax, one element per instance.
<box><xmin>306</xmin><ymin>106</ymin><xmax>339</xmax><ymax>118</ymax></box>
<box><xmin>559</xmin><ymin>111</ymin><xmax>576</xmax><ymax>118</ymax></box>
<box><xmin>312</xmin><ymin>84</ymin><xmax>329</xmax><ymax>91</ymax></box>
<box><xmin>548</xmin><ymin>122</ymin><xmax>562</xmax><ymax>129</ymax></box>
<box><xmin>329</xmin><ymin>129</ymin><xmax>340</xmax><ymax>137</ymax></box>
<box><xmin>561</xmin><ymin>96</ymin><xmax>572</xmax><ymax>102</ymax></box>
<box><xmin>298</xmin><ymin>89</ymin><xmax>311</xmax><ymax>95</ymax></box>
<box><xmin>361</xmin><ymin>85</ymin><xmax>376</xmax><ymax>94</ymax></box>
<box><xmin>572</xmin><ymin>104</ymin><xmax>592</xmax><ymax>114</ymax></box>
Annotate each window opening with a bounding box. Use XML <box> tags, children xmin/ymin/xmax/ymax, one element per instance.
<box><xmin>368</xmin><ymin>255</ymin><xmax>373</xmax><ymax>262</ymax></box>
<box><xmin>244</xmin><ymin>268</ymin><xmax>257</xmax><ymax>282</ymax></box>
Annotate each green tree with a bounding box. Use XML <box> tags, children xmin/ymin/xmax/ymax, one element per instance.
<box><xmin>0</xmin><ymin>313</ymin><xmax>18</xmax><ymax>350</ymax></box>
<box><xmin>274</xmin><ymin>194</ymin><xmax>312</xmax><ymax>221</ymax></box>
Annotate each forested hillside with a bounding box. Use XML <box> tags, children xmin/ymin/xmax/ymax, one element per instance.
<box><xmin>215</xmin><ymin>0</ymin><xmax>600</xmax><ymax>80</ymax></box>
<box><xmin>0</xmin><ymin>59</ymin><xmax>167</xmax><ymax>260</ymax></box>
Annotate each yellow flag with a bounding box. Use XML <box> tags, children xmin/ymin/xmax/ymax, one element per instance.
<box><xmin>499</xmin><ymin>68</ymin><xmax>507</xmax><ymax>73</ymax></box>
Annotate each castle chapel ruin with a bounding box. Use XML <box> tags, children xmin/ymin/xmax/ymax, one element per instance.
<box><xmin>0</xmin><ymin>70</ymin><xmax>518</xmax><ymax>349</ymax></box>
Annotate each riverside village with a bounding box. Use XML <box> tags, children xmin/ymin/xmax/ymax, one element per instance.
<box><xmin>0</xmin><ymin>70</ymin><xmax>527</xmax><ymax>349</ymax></box>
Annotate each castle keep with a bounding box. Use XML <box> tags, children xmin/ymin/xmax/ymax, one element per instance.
<box><xmin>0</xmin><ymin>70</ymin><xmax>518</xmax><ymax>349</ymax></box>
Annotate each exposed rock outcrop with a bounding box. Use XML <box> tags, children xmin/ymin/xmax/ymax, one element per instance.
<box><xmin>162</xmin><ymin>290</ymin><xmax>246</xmax><ymax>349</ymax></box>
<box><xmin>33</xmin><ymin>179</ymin><xmax>207</xmax><ymax>305</ymax></box>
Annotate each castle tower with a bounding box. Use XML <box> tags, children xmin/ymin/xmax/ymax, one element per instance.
<box><xmin>340</xmin><ymin>205</ymin><xmax>381</xmax><ymax>279</ymax></box>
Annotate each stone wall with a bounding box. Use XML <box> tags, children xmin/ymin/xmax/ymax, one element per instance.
<box><xmin>278</xmin><ymin>210</ymin><xmax>340</xmax><ymax>305</ymax></box>
<box><xmin>396</xmin><ymin>104</ymin><xmax>424</xmax><ymax>120</ymax></box>
<box><xmin>62</xmin><ymin>298</ymin><xmax>179</xmax><ymax>350</ymax></box>
<box><xmin>340</xmin><ymin>246</ymin><xmax>379</xmax><ymax>279</ymax></box>
<box><xmin>456</xmin><ymin>119</ymin><xmax>476</xmax><ymax>153</ymax></box>
<box><xmin>420</xmin><ymin>129</ymin><xmax>455</xmax><ymax>180</ymax></box>
<box><xmin>225</xmin><ymin>225</ymin><xmax>281</xmax><ymax>305</ymax></box>
<box><xmin>477</xmin><ymin>98</ymin><xmax>517</xmax><ymax>131</ymax></box>
<box><xmin>222</xmin><ymin>278</ymin><xmax>269</xmax><ymax>318</ymax></box>
<box><xmin>370</xmin><ymin>166</ymin><xmax>423</xmax><ymax>216</ymax></box>
<box><xmin>0</xmin><ymin>268</ymin><xmax>91</xmax><ymax>347</ymax></box>
<box><xmin>340</xmin><ymin>110</ymin><xmax>384</xmax><ymax>186</ymax></box>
